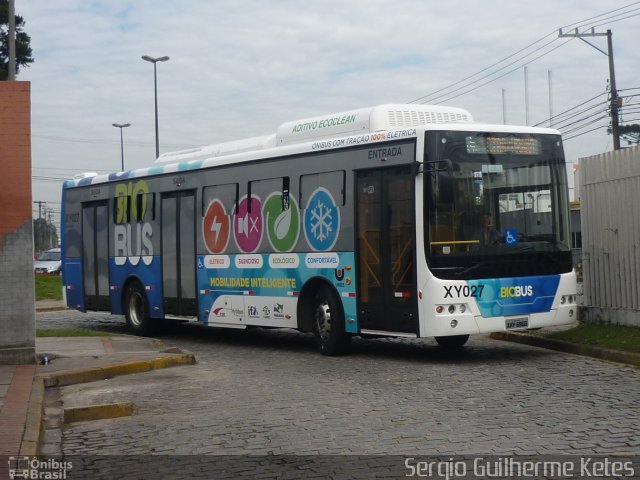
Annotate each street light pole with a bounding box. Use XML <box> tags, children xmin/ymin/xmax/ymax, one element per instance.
<box><xmin>112</xmin><ymin>123</ymin><xmax>131</xmax><ymax>171</ymax></box>
<box><xmin>141</xmin><ymin>55</ymin><xmax>170</xmax><ymax>159</ymax></box>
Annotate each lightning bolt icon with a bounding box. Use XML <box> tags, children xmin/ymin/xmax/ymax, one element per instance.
<box><xmin>210</xmin><ymin>216</ymin><xmax>222</xmax><ymax>242</ymax></box>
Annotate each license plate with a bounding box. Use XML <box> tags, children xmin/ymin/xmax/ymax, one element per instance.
<box><xmin>505</xmin><ymin>317</ymin><xmax>529</xmax><ymax>329</ymax></box>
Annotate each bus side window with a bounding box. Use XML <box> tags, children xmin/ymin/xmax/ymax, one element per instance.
<box><xmin>113</xmin><ymin>195</ymin><xmax>130</xmax><ymax>224</ymax></box>
<box><xmin>300</xmin><ymin>170</ymin><xmax>345</xmax><ymax>206</ymax></box>
<box><xmin>250</xmin><ymin>178</ymin><xmax>283</xmax><ymax>210</ymax></box>
<box><xmin>202</xmin><ymin>183</ymin><xmax>238</xmax><ymax>215</ymax></box>
<box><xmin>134</xmin><ymin>193</ymin><xmax>155</xmax><ymax>222</ymax></box>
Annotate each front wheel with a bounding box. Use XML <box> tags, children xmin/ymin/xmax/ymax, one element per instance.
<box><xmin>313</xmin><ymin>285</ymin><xmax>350</xmax><ymax>356</ymax></box>
<box><xmin>435</xmin><ymin>334</ymin><xmax>469</xmax><ymax>348</ymax></box>
<box><xmin>124</xmin><ymin>282</ymin><xmax>156</xmax><ymax>336</ymax></box>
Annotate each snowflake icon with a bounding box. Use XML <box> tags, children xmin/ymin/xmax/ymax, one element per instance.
<box><xmin>304</xmin><ymin>188</ymin><xmax>340</xmax><ymax>251</ymax></box>
<box><xmin>310</xmin><ymin>199</ymin><xmax>333</xmax><ymax>241</ymax></box>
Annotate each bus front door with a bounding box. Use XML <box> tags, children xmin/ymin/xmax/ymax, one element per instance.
<box><xmin>356</xmin><ymin>167</ymin><xmax>417</xmax><ymax>334</ymax></box>
<box><xmin>161</xmin><ymin>191</ymin><xmax>197</xmax><ymax>316</ymax></box>
<box><xmin>82</xmin><ymin>201</ymin><xmax>110</xmax><ymax>311</ymax></box>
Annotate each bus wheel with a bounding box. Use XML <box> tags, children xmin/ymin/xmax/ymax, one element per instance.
<box><xmin>124</xmin><ymin>282</ymin><xmax>155</xmax><ymax>336</ymax></box>
<box><xmin>435</xmin><ymin>335</ymin><xmax>469</xmax><ymax>348</ymax></box>
<box><xmin>313</xmin><ymin>285</ymin><xmax>350</xmax><ymax>356</ymax></box>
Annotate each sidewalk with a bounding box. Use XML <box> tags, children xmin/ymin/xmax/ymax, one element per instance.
<box><xmin>35</xmin><ymin>299</ymin><xmax>67</xmax><ymax>312</ymax></box>
<box><xmin>0</xmin><ymin>364</ymin><xmax>35</xmax><ymax>456</ymax></box>
<box><xmin>0</xmin><ymin>307</ymin><xmax>196</xmax><ymax>459</ymax></box>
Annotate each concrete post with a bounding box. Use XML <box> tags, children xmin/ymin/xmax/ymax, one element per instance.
<box><xmin>0</xmin><ymin>81</ymin><xmax>35</xmax><ymax>364</ymax></box>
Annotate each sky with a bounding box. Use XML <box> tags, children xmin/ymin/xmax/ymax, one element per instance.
<box><xmin>15</xmin><ymin>0</ymin><xmax>640</xmax><ymax>230</ymax></box>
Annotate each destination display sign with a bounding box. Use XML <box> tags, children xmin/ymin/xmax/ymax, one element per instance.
<box><xmin>466</xmin><ymin>136</ymin><xmax>541</xmax><ymax>155</ymax></box>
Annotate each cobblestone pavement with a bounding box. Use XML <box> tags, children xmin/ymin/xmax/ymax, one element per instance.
<box><xmin>37</xmin><ymin>311</ymin><xmax>640</xmax><ymax>460</ymax></box>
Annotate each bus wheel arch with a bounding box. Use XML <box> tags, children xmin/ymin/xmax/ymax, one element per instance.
<box><xmin>122</xmin><ymin>278</ymin><xmax>155</xmax><ymax>336</ymax></box>
<box><xmin>298</xmin><ymin>278</ymin><xmax>350</xmax><ymax>356</ymax></box>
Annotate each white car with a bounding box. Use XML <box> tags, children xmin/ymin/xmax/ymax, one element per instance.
<box><xmin>34</xmin><ymin>247</ymin><xmax>62</xmax><ymax>275</ymax></box>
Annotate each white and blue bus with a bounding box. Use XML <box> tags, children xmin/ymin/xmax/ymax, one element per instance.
<box><xmin>61</xmin><ymin>104</ymin><xmax>577</xmax><ymax>355</ymax></box>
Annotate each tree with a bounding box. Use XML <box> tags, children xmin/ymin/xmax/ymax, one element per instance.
<box><xmin>620</xmin><ymin>124</ymin><xmax>640</xmax><ymax>146</ymax></box>
<box><xmin>33</xmin><ymin>217</ymin><xmax>58</xmax><ymax>254</ymax></box>
<box><xmin>0</xmin><ymin>0</ymin><xmax>34</xmax><ymax>80</ymax></box>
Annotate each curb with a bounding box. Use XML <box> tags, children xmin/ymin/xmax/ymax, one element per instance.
<box><xmin>35</xmin><ymin>306</ymin><xmax>68</xmax><ymax>313</ymax></box>
<box><xmin>490</xmin><ymin>331</ymin><xmax>640</xmax><ymax>367</ymax></box>
<box><xmin>41</xmin><ymin>353</ymin><xmax>196</xmax><ymax>388</ymax></box>
<box><xmin>64</xmin><ymin>402</ymin><xmax>135</xmax><ymax>424</ymax></box>
<box><xmin>20</xmin><ymin>377</ymin><xmax>44</xmax><ymax>456</ymax></box>
<box><xmin>22</xmin><ymin>352</ymin><xmax>196</xmax><ymax>455</ymax></box>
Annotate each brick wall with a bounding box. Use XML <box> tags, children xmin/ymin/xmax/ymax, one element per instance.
<box><xmin>0</xmin><ymin>81</ymin><xmax>35</xmax><ymax>364</ymax></box>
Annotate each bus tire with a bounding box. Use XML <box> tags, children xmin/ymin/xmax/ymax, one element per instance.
<box><xmin>312</xmin><ymin>285</ymin><xmax>350</xmax><ymax>356</ymax></box>
<box><xmin>435</xmin><ymin>334</ymin><xmax>469</xmax><ymax>348</ymax></box>
<box><xmin>124</xmin><ymin>282</ymin><xmax>155</xmax><ymax>337</ymax></box>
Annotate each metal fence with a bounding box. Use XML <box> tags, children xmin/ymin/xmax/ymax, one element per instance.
<box><xmin>579</xmin><ymin>145</ymin><xmax>640</xmax><ymax>326</ymax></box>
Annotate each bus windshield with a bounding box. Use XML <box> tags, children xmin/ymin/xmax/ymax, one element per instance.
<box><xmin>425</xmin><ymin>130</ymin><xmax>572</xmax><ymax>280</ymax></box>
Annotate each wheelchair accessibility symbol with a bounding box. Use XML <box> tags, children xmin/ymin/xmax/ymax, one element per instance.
<box><xmin>505</xmin><ymin>229</ymin><xmax>518</xmax><ymax>245</ymax></box>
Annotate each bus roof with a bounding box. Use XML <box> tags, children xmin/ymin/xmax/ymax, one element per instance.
<box><xmin>154</xmin><ymin>104</ymin><xmax>474</xmax><ymax>164</ymax></box>
<box><xmin>65</xmin><ymin>105</ymin><xmax>561</xmax><ymax>189</ymax></box>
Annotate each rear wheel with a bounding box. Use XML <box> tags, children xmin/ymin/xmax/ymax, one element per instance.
<box><xmin>435</xmin><ymin>334</ymin><xmax>469</xmax><ymax>348</ymax></box>
<box><xmin>124</xmin><ymin>282</ymin><xmax>156</xmax><ymax>336</ymax></box>
<box><xmin>313</xmin><ymin>285</ymin><xmax>350</xmax><ymax>356</ymax></box>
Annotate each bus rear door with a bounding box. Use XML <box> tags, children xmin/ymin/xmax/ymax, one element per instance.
<box><xmin>161</xmin><ymin>191</ymin><xmax>197</xmax><ymax>316</ymax></box>
<box><xmin>81</xmin><ymin>200</ymin><xmax>110</xmax><ymax>311</ymax></box>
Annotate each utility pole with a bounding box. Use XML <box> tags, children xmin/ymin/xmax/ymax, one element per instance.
<box><xmin>33</xmin><ymin>201</ymin><xmax>46</xmax><ymax>219</ymax></box>
<box><xmin>524</xmin><ymin>66</ymin><xmax>530</xmax><ymax>126</ymax></box>
<box><xmin>548</xmin><ymin>70</ymin><xmax>554</xmax><ymax>128</ymax></box>
<box><xmin>559</xmin><ymin>28</ymin><xmax>621</xmax><ymax>150</ymax></box>
<box><xmin>47</xmin><ymin>208</ymin><xmax>53</xmax><ymax>249</ymax></box>
<box><xmin>8</xmin><ymin>0</ymin><xmax>16</xmax><ymax>80</ymax></box>
<box><xmin>502</xmin><ymin>88</ymin><xmax>507</xmax><ymax>124</ymax></box>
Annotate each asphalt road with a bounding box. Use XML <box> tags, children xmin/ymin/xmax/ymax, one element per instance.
<box><xmin>36</xmin><ymin>310</ymin><xmax>640</xmax><ymax>477</ymax></box>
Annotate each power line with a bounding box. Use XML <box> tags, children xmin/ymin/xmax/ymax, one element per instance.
<box><xmin>564</xmin><ymin>124</ymin><xmax>609</xmax><ymax>141</ymax></box>
<box><xmin>533</xmin><ymin>90</ymin><xmax>608</xmax><ymax>126</ymax></box>
<box><xmin>33</xmin><ymin>133</ymin><xmax>198</xmax><ymax>150</ymax></box>
<box><xmin>432</xmin><ymin>39</ymin><xmax>574</xmax><ymax>105</ymax></box>
<box><xmin>33</xmin><ymin>166</ymin><xmax>112</xmax><ymax>173</ymax></box>
<box><xmin>562</xmin><ymin>114</ymin><xmax>610</xmax><ymax>136</ymax></box>
<box><xmin>407</xmin><ymin>2</ymin><xmax>640</xmax><ymax>105</ymax></box>
<box><xmin>546</xmin><ymin>99</ymin><xmax>609</xmax><ymax>129</ymax></box>
<box><xmin>32</xmin><ymin>175</ymin><xmax>70</xmax><ymax>180</ymax></box>
<box><xmin>555</xmin><ymin>107</ymin><xmax>609</xmax><ymax>132</ymax></box>
<box><xmin>559</xmin><ymin>1</ymin><xmax>640</xmax><ymax>29</ymax></box>
<box><xmin>408</xmin><ymin>32</ymin><xmax>559</xmax><ymax>104</ymax></box>
<box><xmin>588</xmin><ymin>10</ymin><xmax>640</xmax><ymax>30</ymax></box>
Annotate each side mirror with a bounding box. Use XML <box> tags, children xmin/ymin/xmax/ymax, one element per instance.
<box><xmin>419</xmin><ymin>158</ymin><xmax>453</xmax><ymax>175</ymax></box>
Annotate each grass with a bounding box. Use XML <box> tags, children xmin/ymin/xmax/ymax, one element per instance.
<box><xmin>36</xmin><ymin>328</ymin><xmax>114</xmax><ymax>337</ymax></box>
<box><xmin>33</xmin><ymin>273</ymin><xmax>639</xmax><ymax>355</ymax></box>
<box><xmin>35</xmin><ymin>274</ymin><xmax>63</xmax><ymax>301</ymax></box>
<box><xmin>540</xmin><ymin>323</ymin><xmax>640</xmax><ymax>354</ymax></box>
